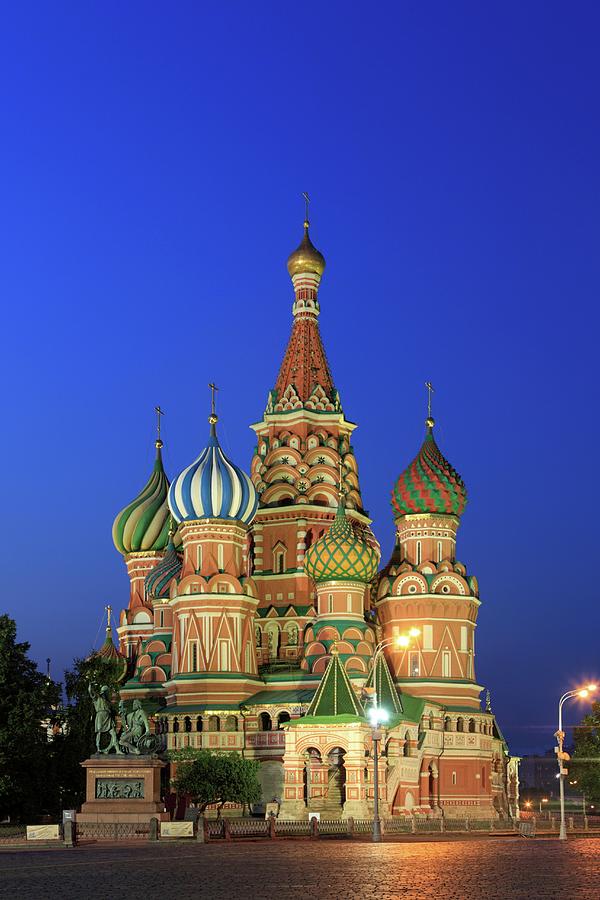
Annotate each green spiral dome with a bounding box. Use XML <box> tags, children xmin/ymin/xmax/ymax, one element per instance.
<box><xmin>112</xmin><ymin>446</ymin><xmax>171</xmax><ymax>555</ymax></box>
<box><xmin>305</xmin><ymin>502</ymin><xmax>380</xmax><ymax>583</ymax></box>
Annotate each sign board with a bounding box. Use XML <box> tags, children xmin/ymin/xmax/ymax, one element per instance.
<box><xmin>264</xmin><ymin>802</ymin><xmax>279</xmax><ymax>819</ymax></box>
<box><xmin>62</xmin><ymin>810</ymin><xmax>76</xmax><ymax>823</ymax></box>
<box><xmin>27</xmin><ymin>825</ymin><xmax>60</xmax><ymax>841</ymax></box>
<box><xmin>308</xmin><ymin>812</ymin><xmax>321</xmax><ymax>823</ymax></box>
<box><xmin>160</xmin><ymin>821</ymin><xmax>194</xmax><ymax>838</ymax></box>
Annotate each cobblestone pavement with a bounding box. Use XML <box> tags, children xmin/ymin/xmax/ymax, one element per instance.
<box><xmin>0</xmin><ymin>837</ymin><xmax>599</xmax><ymax>900</ymax></box>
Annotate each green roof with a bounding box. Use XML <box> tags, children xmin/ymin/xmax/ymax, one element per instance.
<box><xmin>243</xmin><ymin>689</ymin><xmax>315</xmax><ymax>707</ymax></box>
<box><xmin>364</xmin><ymin>654</ymin><xmax>403</xmax><ymax>717</ymax></box>
<box><xmin>289</xmin><ymin>714</ymin><xmax>366</xmax><ymax>726</ymax></box>
<box><xmin>394</xmin><ymin>692</ymin><xmax>426</xmax><ymax>725</ymax></box>
<box><xmin>305</xmin><ymin>652</ymin><xmax>364</xmax><ymax>719</ymax></box>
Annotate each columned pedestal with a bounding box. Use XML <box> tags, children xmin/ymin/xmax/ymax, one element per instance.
<box><xmin>79</xmin><ymin>756</ymin><xmax>168</xmax><ymax>824</ymax></box>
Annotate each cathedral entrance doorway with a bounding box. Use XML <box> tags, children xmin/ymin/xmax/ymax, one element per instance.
<box><xmin>325</xmin><ymin>747</ymin><xmax>346</xmax><ymax>815</ymax></box>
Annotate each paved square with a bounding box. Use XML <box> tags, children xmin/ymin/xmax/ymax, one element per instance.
<box><xmin>0</xmin><ymin>837</ymin><xmax>598</xmax><ymax>899</ymax></box>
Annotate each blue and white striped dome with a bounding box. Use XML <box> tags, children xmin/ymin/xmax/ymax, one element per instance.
<box><xmin>168</xmin><ymin>424</ymin><xmax>258</xmax><ymax>526</ymax></box>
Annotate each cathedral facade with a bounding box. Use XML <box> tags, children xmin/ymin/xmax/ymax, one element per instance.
<box><xmin>111</xmin><ymin>216</ymin><xmax>519</xmax><ymax>820</ymax></box>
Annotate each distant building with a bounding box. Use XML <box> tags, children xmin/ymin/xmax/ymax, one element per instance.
<box><xmin>519</xmin><ymin>751</ymin><xmax>558</xmax><ymax>796</ymax></box>
<box><xmin>108</xmin><ymin>212</ymin><xmax>518</xmax><ymax>819</ymax></box>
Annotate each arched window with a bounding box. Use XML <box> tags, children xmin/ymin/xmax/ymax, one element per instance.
<box><xmin>444</xmin><ymin>716</ymin><xmax>452</xmax><ymax>731</ymax></box>
<box><xmin>208</xmin><ymin>715</ymin><xmax>220</xmax><ymax>732</ymax></box>
<box><xmin>173</xmin><ymin>717</ymin><xmax>179</xmax><ymax>733</ymax></box>
<box><xmin>184</xmin><ymin>716</ymin><xmax>192</xmax><ymax>733</ymax></box>
<box><xmin>225</xmin><ymin>715</ymin><xmax>238</xmax><ymax>732</ymax></box>
<box><xmin>456</xmin><ymin>717</ymin><xmax>464</xmax><ymax>733</ymax></box>
<box><xmin>277</xmin><ymin>711</ymin><xmax>291</xmax><ymax>729</ymax></box>
<box><xmin>196</xmin><ymin>716</ymin><xmax>203</xmax><ymax>732</ymax></box>
<box><xmin>403</xmin><ymin>731</ymin><xmax>411</xmax><ymax>756</ymax></box>
<box><xmin>468</xmin><ymin>718</ymin><xmax>476</xmax><ymax>733</ymax></box>
<box><xmin>274</xmin><ymin>546</ymin><xmax>286</xmax><ymax>574</ymax></box>
<box><xmin>429</xmin><ymin>712</ymin><xmax>435</xmax><ymax>730</ymax></box>
<box><xmin>259</xmin><ymin>712</ymin><xmax>272</xmax><ymax>732</ymax></box>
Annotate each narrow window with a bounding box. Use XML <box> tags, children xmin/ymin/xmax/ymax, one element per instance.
<box><xmin>423</xmin><ymin>624</ymin><xmax>433</xmax><ymax>650</ymax></box>
<box><xmin>191</xmin><ymin>642</ymin><xmax>198</xmax><ymax>672</ymax></box>
<box><xmin>347</xmin><ymin>592</ymin><xmax>352</xmax><ymax>612</ymax></box>
<box><xmin>159</xmin><ymin>610</ymin><xmax>164</xmax><ymax>628</ymax></box>
<box><xmin>409</xmin><ymin>651</ymin><xmax>420</xmax><ymax>677</ymax></box>
<box><xmin>452</xmin><ymin>771</ymin><xmax>457</xmax><ymax>786</ymax></box>
<box><xmin>460</xmin><ymin>626</ymin><xmax>468</xmax><ymax>652</ymax></box>
<box><xmin>328</xmin><ymin>593</ymin><xmax>333</xmax><ymax>613</ymax></box>
<box><xmin>218</xmin><ymin>543</ymin><xmax>224</xmax><ymax>570</ymax></box>
<box><xmin>219</xmin><ymin>640</ymin><xmax>229</xmax><ymax>670</ymax></box>
<box><xmin>442</xmin><ymin>650</ymin><xmax>451</xmax><ymax>678</ymax></box>
<box><xmin>197</xmin><ymin>544</ymin><xmax>202</xmax><ymax>571</ymax></box>
<box><xmin>416</xmin><ymin>541</ymin><xmax>422</xmax><ymax>565</ymax></box>
<box><xmin>437</xmin><ymin>541</ymin><xmax>443</xmax><ymax>562</ymax></box>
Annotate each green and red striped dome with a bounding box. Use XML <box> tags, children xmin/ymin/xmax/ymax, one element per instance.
<box><xmin>391</xmin><ymin>428</ymin><xmax>467</xmax><ymax>518</ymax></box>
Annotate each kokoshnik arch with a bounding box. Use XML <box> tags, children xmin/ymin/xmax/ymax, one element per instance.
<box><xmin>109</xmin><ymin>209</ymin><xmax>519</xmax><ymax>819</ymax></box>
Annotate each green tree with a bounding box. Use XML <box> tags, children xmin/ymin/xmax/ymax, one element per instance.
<box><xmin>0</xmin><ymin>615</ymin><xmax>61</xmax><ymax>821</ymax></box>
<box><xmin>170</xmin><ymin>748</ymin><xmax>261</xmax><ymax>813</ymax></box>
<box><xmin>571</xmin><ymin>701</ymin><xmax>600</xmax><ymax>804</ymax></box>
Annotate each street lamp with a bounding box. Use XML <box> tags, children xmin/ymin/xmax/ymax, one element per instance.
<box><xmin>540</xmin><ymin>797</ymin><xmax>549</xmax><ymax>815</ymax></box>
<box><xmin>556</xmin><ymin>684</ymin><xmax>597</xmax><ymax>840</ymax></box>
<box><xmin>368</xmin><ymin>705</ymin><xmax>389</xmax><ymax>843</ymax></box>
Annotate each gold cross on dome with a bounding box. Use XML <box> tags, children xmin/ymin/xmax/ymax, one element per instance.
<box><xmin>425</xmin><ymin>382</ymin><xmax>434</xmax><ymax>418</ymax></box>
<box><xmin>302</xmin><ymin>191</ymin><xmax>310</xmax><ymax>226</ymax></box>
<box><xmin>208</xmin><ymin>382</ymin><xmax>219</xmax><ymax>423</ymax></box>
<box><xmin>154</xmin><ymin>406</ymin><xmax>165</xmax><ymax>441</ymax></box>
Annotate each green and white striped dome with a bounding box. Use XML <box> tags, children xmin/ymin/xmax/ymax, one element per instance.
<box><xmin>112</xmin><ymin>446</ymin><xmax>171</xmax><ymax>555</ymax></box>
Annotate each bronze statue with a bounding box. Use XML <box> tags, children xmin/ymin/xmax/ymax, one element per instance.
<box><xmin>89</xmin><ymin>684</ymin><xmax>123</xmax><ymax>754</ymax></box>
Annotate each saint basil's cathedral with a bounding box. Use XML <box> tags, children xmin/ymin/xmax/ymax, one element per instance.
<box><xmin>109</xmin><ymin>213</ymin><xmax>519</xmax><ymax>819</ymax></box>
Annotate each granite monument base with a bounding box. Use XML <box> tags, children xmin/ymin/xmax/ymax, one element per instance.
<box><xmin>79</xmin><ymin>756</ymin><xmax>169</xmax><ymax>824</ymax></box>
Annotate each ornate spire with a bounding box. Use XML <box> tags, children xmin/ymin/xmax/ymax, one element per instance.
<box><xmin>269</xmin><ymin>200</ymin><xmax>338</xmax><ymax>413</ymax></box>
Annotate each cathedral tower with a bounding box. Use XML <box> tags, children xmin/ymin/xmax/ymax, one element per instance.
<box><xmin>250</xmin><ymin>206</ymin><xmax>373</xmax><ymax>667</ymax></box>
<box><xmin>376</xmin><ymin>401</ymin><xmax>482</xmax><ymax>709</ymax></box>
<box><xmin>112</xmin><ymin>421</ymin><xmax>171</xmax><ymax>658</ymax></box>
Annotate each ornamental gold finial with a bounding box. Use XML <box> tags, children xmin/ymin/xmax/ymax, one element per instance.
<box><xmin>105</xmin><ymin>604</ymin><xmax>112</xmax><ymax>631</ymax></box>
<box><xmin>425</xmin><ymin>382</ymin><xmax>435</xmax><ymax>429</ymax></box>
<box><xmin>208</xmin><ymin>382</ymin><xmax>219</xmax><ymax>427</ymax></box>
<box><xmin>155</xmin><ymin>405</ymin><xmax>165</xmax><ymax>449</ymax></box>
<box><xmin>302</xmin><ymin>191</ymin><xmax>310</xmax><ymax>229</ymax></box>
<box><xmin>330</xmin><ymin>642</ymin><xmax>339</xmax><ymax>656</ymax></box>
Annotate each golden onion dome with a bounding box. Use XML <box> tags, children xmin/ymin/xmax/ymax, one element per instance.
<box><xmin>287</xmin><ymin>222</ymin><xmax>326</xmax><ymax>278</ymax></box>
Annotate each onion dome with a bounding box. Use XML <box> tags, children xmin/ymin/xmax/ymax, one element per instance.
<box><xmin>391</xmin><ymin>423</ymin><xmax>467</xmax><ymax>518</ymax></box>
<box><xmin>112</xmin><ymin>444</ymin><xmax>171</xmax><ymax>555</ymax></box>
<box><xmin>145</xmin><ymin>534</ymin><xmax>182</xmax><ymax>600</ymax></box>
<box><xmin>287</xmin><ymin>221</ymin><xmax>326</xmax><ymax>278</ymax></box>
<box><xmin>305</xmin><ymin>500</ymin><xmax>380</xmax><ymax>583</ymax></box>
<box><xmin>90</xmin><ymin>627</ymin><xmax>128</xmax><ymax>682</ymax></box>
<box><xmin>168</xmin><ymin>418</ymin><xmax>258</xmax><ymax>526</ymax></box>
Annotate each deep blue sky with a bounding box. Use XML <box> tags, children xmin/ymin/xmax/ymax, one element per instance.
<box><xmin>1</xmin><ymin>2</ymin><xmax>598</xmax><ymax>755</ymax></box>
